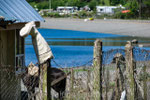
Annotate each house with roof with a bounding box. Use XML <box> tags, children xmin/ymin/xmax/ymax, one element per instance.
<box><xmin>96</xmin><ymin>5</ymin><xmax>125</xmax><ymax>15</ymax></box>
<box><xmin>57</xmin><ymin>6</ymin><xmax>78</xmax><ymax>14</ymax></box>
<box><xmin>0</xmin><ymin>0</ymin><xmax>44</xmax><ymax>99</ymax></box>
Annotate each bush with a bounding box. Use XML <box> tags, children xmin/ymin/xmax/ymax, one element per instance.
<box><xmin>96</xmin><ymin>14</ymin><xmax>113</xmax><ymax>19</ymax></box>
<box><xmin>37</xmin><ymin>1</ymin><xmax>49</xmax><ymax>10</ymax></box>
<box><xmin>29</xmin><ymin>2</ymin><xmax>36</xmax><ymax>7</ymax></box>
<box><xmin>29</xmin><ymin>1</ymin><xmax>49</xmax><ymax>11</ymax></box>
<box><xmin>47</xmin><ymin>12</ymin><xmax>61</xmax><ymax>17</ymax></box>
<box><xmin>113</xmin><ymin>11</ymin><xmax>138</xmax><ymax>19</ymax></box>
<box><xmin>77</xmin><ymin>10</ymin><xmax>95</xmax><ymax>18</ymax></box>
<box><xmin>46</xmin><ymin>12</ymin><xmax>71</xmax><ymax>18</ymax></box>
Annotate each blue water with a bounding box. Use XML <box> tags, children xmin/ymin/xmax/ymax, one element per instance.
<box><xmin>25</xmin><ymin>29</ymin><xmax>150</xmax><ymax>67</ymax></box>
<box><xmin>38</xmin><ymin>29</ymin><xmax>125</xmax><ymax>38</ymax></box>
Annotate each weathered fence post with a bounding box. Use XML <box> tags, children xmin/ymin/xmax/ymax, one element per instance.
<box><xmin>93</xmin><ymin>39</ymin><xmax>103</xmax><ymax>100</ymax></box>
<box><xmin>112</xmin><ymin>53</ymin><xmax>125</xmax><ymax>100</ymax></box>
<box><xmin>39</xmin><ymin>59</ymin><xmax>51</xmax><ymax>100</ymax></box>
<box><xmin>114</xmin><ymin>54</ymin><xmax>124</xmax><ymax>100</ymax></box>
<box><xmin>105</xmin><ymin>68</ymin><xmax>109</xmax><ymax>100</ymax></box>
<box><xmin>125</xmin><ymin>41</ymin><xmax>137</xmax><ymax>100</ymax></box>
<box><xmin>70</xmin><ymin>68</ymin><xmax>74</xmax><ymax>99</ymax></box>
<box><xmin>143</xmin><ymin>65</ymin><xmax>147</xmax><ymax>100</ymax></box>
<box><xmin>0</xmin><ymin>66</ymin><xmax>0</xmax><ymax>99</ymax></box>
<box><xmin>87</xmin><ymin>69</ymin><xmax>91</xmax><ymax>100</ymax></box>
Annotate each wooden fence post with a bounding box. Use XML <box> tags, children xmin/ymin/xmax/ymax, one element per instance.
<box><xmin>143</xmin><ymin>65</ymin><xmax>147</xmax><ymax>100</ymax></box>
<box><xmin>105</xmin><ymin>68</ymin><xmax>109</xmax><ymax>100</ymax></box>
<box><xmin>114</xmin><ymin>56</ymin><xmax>123</xmax><ymax>100</ymax></box>
<box><xmin>39</xmin><ymin>59</ymin><xmax>51</xmax><ymax>100</ymax></box>
<box><xmin>0</xmin><ymin>67</ymin><xmax>0</xmax><ymax>99</ymax></box>
<box><xmin>125</xmin><ymin>41</ymin><xmax>137</xmax><ymax>100</ymax></box>
<box><xmin>93</xmin><ymin>39</ymin><xmax>102</xmax><ymax>100</ymax></box>
<box><xmin>70</xmin><ymin>68</ymin><xmax>74</xmax><ymax>99</ymax></box>
<box><xmin>87</xmin><ymin>69</ymin><xmax>91</xmax><ymax>100</ymax></box>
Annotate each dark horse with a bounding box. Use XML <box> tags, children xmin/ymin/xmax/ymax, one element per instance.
<box><xmin>21</xmin><ymin>64</ymin><xmax>66</xmax><ymax>100</ymax></box>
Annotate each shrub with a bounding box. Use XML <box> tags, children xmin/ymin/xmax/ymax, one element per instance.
<box><xmin>36</xmin><ymin>1</ymin><xmax>49</xmax><ymax>10</ymax></box>
<box><xmin>77</xmin><ymin>10</ymin><xmax>95</xmax><ymax>18</ymax></box>
<box><xmin>46</xmin><ymin>12</ymin><xmax>71</xmax><ymax>18</ymax></box>
<box><xmin>47</xmin><ymin>12</ymin><xmax>61</xmax><ymax>18</ymax></box>
<box><xmin>113</xmin><ymin>11</ymin><xmax>138</xmax><ymax>19</ymax></box>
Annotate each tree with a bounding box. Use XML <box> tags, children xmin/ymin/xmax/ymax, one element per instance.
<box><xmin>125</xmin><ymin>0</ymin><xmax>139</xmax><ymax>18</ymax></box>
<box><xmin>88</xmin><ymin>0</ymin><xmax>98</xmax><ymax>10</ymax></box>
<box><xmin>142</xmin><ymin>0</ymin><xmax>150</xmax><ymax>17</ymax></box>
<box><xmin>110</xmin><ymin>0</ymin><xmax>120</xmax><ymax>5</ymax></box>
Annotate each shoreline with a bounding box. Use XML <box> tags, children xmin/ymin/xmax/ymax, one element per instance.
<box><xmin>40</xmin><ymin>18</ymin><xmax>150</xmax><ymax>38</ymax></box>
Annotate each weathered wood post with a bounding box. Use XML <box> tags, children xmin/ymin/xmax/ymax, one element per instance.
<box><xmin>70</xmin><ymin>68</ymin><xmax>74</xmax><ymax>99</ymax></box>
<box><xmin>93</xmin><ymin>39</ymin><xmax>103</xmax><ymax>100</ymax></box>
<box><xmin>0</xmin><ymin>66</ymin><xmax>0</xmax><ymax>99</ymax></box>
<box><xmin>0</xmin><ymin>35</ymin><xmax>1</xmax><ymax>100</ymax></box>
<box><xmin>105</xmin><ymin>68</ymin><xmax>109</xmax><ymax>100</ymax></box>
<box><xmin>143</xmin><ymin>65</ymin><xmax>147</xmax><ymax>100</ymax></box>
<box><xmin>114</xmin><ymin>54</ymin><xmax>124</xmax><ymax>100</ymax></box>
<box><xmin>87</xmin><ymin>69</ymin><xmax>91</xmax><ymax>100</ymax></box>
<box><xmin>125</xmin><ymin>41</ymin><xmax>137</xmax><ymax>100</ymax></box>
<box><xmin>39</xmin><ymin>59</ymin><xmax>51</xmax><ymax>100</ymax></box>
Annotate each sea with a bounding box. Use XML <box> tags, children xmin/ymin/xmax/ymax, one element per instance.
<box><xmin>25</xmin><ymin>29</ymin><xmax>150</xmax><ymax>67</ymax></box>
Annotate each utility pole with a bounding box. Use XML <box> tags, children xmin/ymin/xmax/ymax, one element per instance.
<box><xmin>139</xmin><ymin>0</ymin><xmax>142</xmax><ymax>19</ymax></box>
<box><xmin>49</xmin><ymin>0</ymin><xmax>51</xmax><ymax>11</ymax></box>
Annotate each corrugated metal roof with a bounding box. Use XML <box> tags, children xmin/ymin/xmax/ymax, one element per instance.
<box><xmin>0</xmin><ymin>10</ymin><xmax>16</xmax><ymax>21</ymax></box>
<box><xmin>0</xmin><ymin>0</ymin><xmax>44</xmax><ymax>23</ymax></box>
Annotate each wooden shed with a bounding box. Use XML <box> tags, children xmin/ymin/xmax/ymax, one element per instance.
<box><xmin>0</xmin><ymin>0</ymin><xmax>44</xmax><ymax>99</ymax></box>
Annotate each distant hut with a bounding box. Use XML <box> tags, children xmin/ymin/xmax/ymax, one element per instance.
<box><xmin>0</xmin><ymin>0</ymin><xmax>44</xmax><ymax>99</ymax></box>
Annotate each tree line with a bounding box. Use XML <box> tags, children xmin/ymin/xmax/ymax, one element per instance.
<box><xmin>27</xmin><ymin>0</ymin><xmax>150</xmax><ymax>19</ymax></box>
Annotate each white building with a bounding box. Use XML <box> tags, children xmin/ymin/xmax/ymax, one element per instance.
<box><xmin>80</xmin><ymin>5</ymin><xmax>91</xmax><ymax>11</ymax></box>
<box><xmin>96</xmin><ymin>6</ymin><xmax>125</xmax><ymax>15</ymax></box>
<box><xmin>57</xmin><ymin>6</ymin><xmax>78</xmax><ymax>14</ymax></box>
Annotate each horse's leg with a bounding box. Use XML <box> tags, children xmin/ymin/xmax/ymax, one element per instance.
<box><xmin>58</xmin><ymin>91</ymin><xmax>65</xmax><ymax>100</ymax></box>
<box><xmin>27</xmin><ymin>85</ymin><xmax>35</xmax><ymax>100</ymax></box>
<box><xmin>59</xmin><ymin>79</ymin><xmax>66</xmax><ymax>100</ymax></box>
<box><xmin>33</xmin><ymin>89</ymin><xmax>36</xmax><ymax>100</ymax></box>
<box><xmin>29</xmin><ymin>89</ymin><xmax>35</xmax><ymax>100</ymax></box>
<box><xmin>27</xmin><ymin>88</ymin><xmax>32</xmax><ymax>100</ymax></box>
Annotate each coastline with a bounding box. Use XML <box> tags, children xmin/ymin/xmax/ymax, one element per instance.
<box><xmin>40</xmin><ymin>18</ymin><xmax>150</xmax><ymax>38</ymax></box>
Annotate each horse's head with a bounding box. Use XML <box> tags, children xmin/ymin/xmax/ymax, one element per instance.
<box><xmin>20</xmin><ymin>21</ymin><xmax>37</xmax><ymax>38</ymax></box>
<box><xmin>112</xmin><ymin>53</ymin><xmax>125</xmax><ymax>63</ymax></box>
<box><xmin>27</xmin><ymin>62</ymin><xmax>39</xmax><ymax>76</ymax></box>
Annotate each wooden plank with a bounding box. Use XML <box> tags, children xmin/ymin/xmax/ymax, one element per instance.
<box><xmin>0</xmin><ymin>22</ymin><xmax>40</xmax><ymax>30</ymax></box>
<box><xmin>1</xmin><ymin>30</ymin><xmax>8</xmax><ymax>65</ymax></box>
<box><xmin>93</xmin><ymin>39</ymin><xmax>102</xmax><ymax>100</ymax></box>
<box><xmin>0</xmin><ymin>30</ymin><xmax>20</xmax><ymax>100</ymax></box>
<box><xmin>0</xmin><ymin>31</ymin><xmax>1</xmax><ymax>65</ymax></box>
<box><xmin>7</xmin><ymin>30</ymin><xmax>15</xmax><ymax>66</ymax></box>
<box><xmin>0</xmin><ymin>31</ymin><xmax>1</xmax><ymax>99</ymax></box>
<box><xmin>51</xmin><ymin>72</ymin><xmax>71</xmax><ymax>86</ymax></box>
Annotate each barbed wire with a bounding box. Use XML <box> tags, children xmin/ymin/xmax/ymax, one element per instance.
<box><xmin>52</xmin><ymin>59</ymin><xmax>64</xmax><ymax>68</ymax></box>
<box><xmin>52</xmin><ymin>58</ymin><xmax>94</xmax><ymax>68</ymax></box>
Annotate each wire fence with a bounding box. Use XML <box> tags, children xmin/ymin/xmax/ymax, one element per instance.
<box><xmin>0</xmin><ymin>66</ymin><xmax>22</xmax><ymax>100</ymax></box>
<box><xmin>0</xmin><ymin>40</ymin><xmax>150</xmax><ymax>100</ymax></box>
